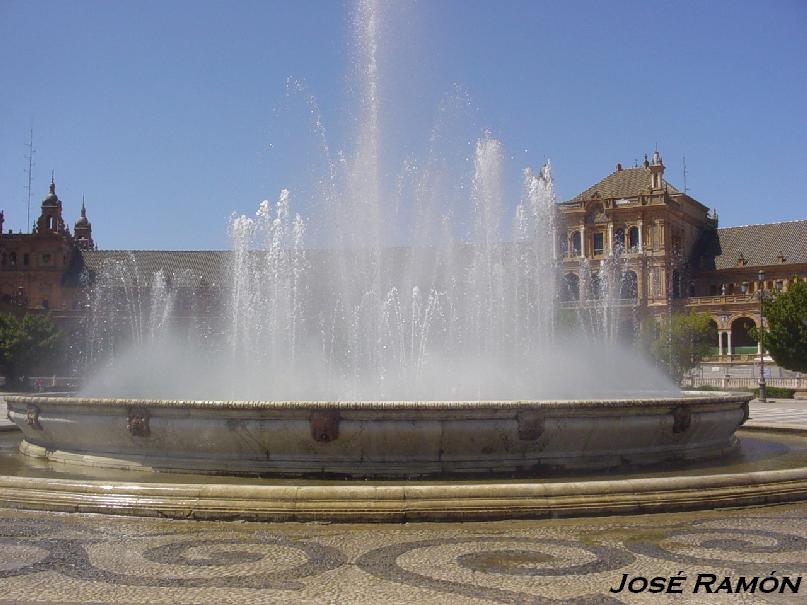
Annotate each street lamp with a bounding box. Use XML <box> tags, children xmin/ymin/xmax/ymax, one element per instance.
<box><xmin>758</xmin><ymin>269</ymin><xmax>767</xmax><ymax>402</ymax></box>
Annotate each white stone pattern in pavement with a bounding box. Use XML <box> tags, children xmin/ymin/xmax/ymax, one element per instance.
<box><xmin>747</xmin><ymin>401</ymin><xmax>807</xmax><ymax>430</ymax></box>
<box><xmin>1</xmin><ymin>505</ymin><xmax>807</xmax><ymax>604</ymax></box>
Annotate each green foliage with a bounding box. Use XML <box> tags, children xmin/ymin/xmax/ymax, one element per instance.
<box><xmin>764</xmin><ymin>386</ymin><xmax>796</xmax><ymax>399</ymax></box>
<box><xmin>751</xmin><ymin>279</ymin><xmax>807</xmax><ymax>373</ymax></box>
<box><xmin>642</xmin><ymin>311</ymin><xmax>716</xmax><ymax>381</ymax></box>
<box><xmin>0</xmin><ymin>313</ymin><xmax>61</xmax><ymax>387</ymax></box>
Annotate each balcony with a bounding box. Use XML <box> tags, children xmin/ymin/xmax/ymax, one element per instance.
<box><xmin>686</xmin><ymin>295</ymin><xmax>754</xmax><ymax>305</ymax></box>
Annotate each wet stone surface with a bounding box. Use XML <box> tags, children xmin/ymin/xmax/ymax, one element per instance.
<box><xmin>1</xmin><ymin>504</ymin><xmax>807</xmax><ymax>604</ymax></box>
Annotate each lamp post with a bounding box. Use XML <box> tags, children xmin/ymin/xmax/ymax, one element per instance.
<box><xmin>758</xmin><ymin>270</ymin><xmax>767</xmax><ymax>402</ymax></box>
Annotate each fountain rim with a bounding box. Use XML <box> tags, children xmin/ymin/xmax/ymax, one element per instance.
<box><xmin>6</xmin><ymin>391</ymin><xmax>753</xmax><ymax>411</ymax></box>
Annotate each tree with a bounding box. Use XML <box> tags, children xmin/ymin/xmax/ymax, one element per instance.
<box><xmin>752</xmin><ymin>279</ymin><xmax>807</xmax><ymax>372</ymax></box>
<box><xmin>0</xmin><ymin>313</ymin><xmax>61</xmax><ymax>387</ymax></box>
<box><xmin>642</xmin><ymin>311</ymin><xmax>716</xmax><ymax>382</ymax></box>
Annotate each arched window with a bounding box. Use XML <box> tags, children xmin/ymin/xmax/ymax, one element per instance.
<box><xmin>628</xmin><ymin>226</ymin><xmax>639</xmax><ymax>250</ymax></box>
<box><xmin>570</xmin><ymin>231</ymin><xmax>581</xmax><ymax>256</ymax></box>
<box><xmin>620</xmin><ymin>271</ymin><xmax>638</xmax><ymax>300</ymax></box>
<box><xmin>731</xmin><ymin>317</ymin><xmax>757</xmax><ymax>355</ymax></box>
<box><xmin>613</xmin><ymin>228</ymin><xmax>625</xmax><ymax>254</ymax></box>
<box><xmin>46</xmin><ymin>215</ymin><xmax>54</xmax><ymax>231</ymax></box>
<box><xmin>562</xmin><ymin>273</ymin><xmax>580</xmax><ymax>301</ymax></box>
<box><xmin>9</xmin><ymin>252</ymin><xmax>16</xmax><ymax>268</ymax></box>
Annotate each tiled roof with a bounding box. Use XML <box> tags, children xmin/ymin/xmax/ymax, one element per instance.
<box><xmin>70</xmin><ymin>219</ymin><xmax>807</xmax><ymax>284</ymax></box>
<box><xmin>698</xmin><ymin>220</ymin><xmax>807</xmax><ymax>271</ymax></box>
<box><xmin>78</xmin><ymin>250</ymin><xmax>231</xmax><ymax>287</ymax></box>
<box><xmin>567</xmin><ymin>166</ymin><xmax>680</xmax><ymax>203</ymax></box>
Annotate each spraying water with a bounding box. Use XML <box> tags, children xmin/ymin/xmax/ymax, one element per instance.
<box><xmin>81</xmin><ymin>0</ymin><xmax>675</xmax><ymax>400</ymax></box>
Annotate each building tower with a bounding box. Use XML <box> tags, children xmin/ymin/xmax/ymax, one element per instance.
<box><xmin>74</xmin><ymin>198</ymin><xmax>94</xmax><ymax>250</ymax></box>
<box><xmin>35</xmin><ymin>177</ymin><xmax>66</xmax><ymax>235</ymax></box>
<box><xmin>649</xmin><ymin>150</ymin><xmax>665</xmax><ymax>190</ymax></box>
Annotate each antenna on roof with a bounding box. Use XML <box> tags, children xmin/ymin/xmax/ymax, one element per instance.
<box><xmin>682</xmin><ymin>155</ymin><xmax>689</xmax><ymax>194</ymax></box>
<box><xmin>23</xmin><ymin>128</ymin><xmax>35</xmax><ymax>233</ymax></box>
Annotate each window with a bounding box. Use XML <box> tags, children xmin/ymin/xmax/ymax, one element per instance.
<box><xmin>42</xmin><ymin>253</ymin><xmax>51</xmax><ymax>264</ymax></box>
<box><xmin>671</xmin><ymin>270</ymin><xmax>682</xmax><ymax>299</ymax></box>
<box><xmin>9</xmin><ymin>252</ymin><xmax>16</xmax><ymax>268</ymax></box>
<box><xmin>571</xmin><ymin>231</ymin><xmax>581</xmax><ymax>256</ymax></box>
<box><xmin>593</xmin><ymin>232</ymin><xmax>604</xmax><ymax>256</ymax></box>
<box><xmin>558</xmin><ymin>235</ymin><xmax>568</xmax><ymax>257</ymax></box>
<box><xmin>588</xmin><ymin>273</ymin><xmax>603</xmax><ymax>300</ymax></box>
<box><xmin>620</xmin><ymin>271</ymin><xmax>638</xmax><ymax>300</ymax></box>
<box><xmin>23</xmin><ymin>253</ymin><xmax>30</xmax><ymax>267</ymax></box>
<box><xmin>628</xmin><ymin>226</ymin><xmax>639</xmax><ymax>250</ymax></box>
<box><xmin>42</xmin><ymin>299</ymin><xmax>49</xmax><ymax>309</ymax></box>
<box><xmin>613</xmin><ymin>228</ymin><xmax>625</xmax><ymax>254</ymax></box>
<box><xmin>562</xmin><ymin>273</ymin><xmax>580</xmax><ymax>301</ymax></box>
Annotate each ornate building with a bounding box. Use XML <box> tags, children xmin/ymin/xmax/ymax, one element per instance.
<box><xmin>0</xmin><ymin>178</ymin><xmax>92</xmax><ymax>313</ymax></box>
<box><xmin>2</xmin><ymin>161</ymin><xmax>805</xmax><ymax>369</ymax></box>
<box><xmin>557</xmin><ymin>151</ymin><xmax>807</xmax><ymax>363</ymax></box>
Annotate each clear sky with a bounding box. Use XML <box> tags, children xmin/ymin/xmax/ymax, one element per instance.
<box><xmin>1</xmin><ymin>0</ymin><xmax>805</xmax><ymax>250</ymax></box>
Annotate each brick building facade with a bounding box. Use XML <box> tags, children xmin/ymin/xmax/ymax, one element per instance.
<box><xmin>2</xmin><ymin>159</ymin><xmax>805</xmax><ymax>369</ymax></box>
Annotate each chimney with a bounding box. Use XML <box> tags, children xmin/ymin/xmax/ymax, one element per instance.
<box><xmin>615</xmin><ymin>162</ymin><xmax>623</xmax><ymax>172</ymax></box>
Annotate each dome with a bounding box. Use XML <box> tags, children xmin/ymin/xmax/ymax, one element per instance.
<box><xmin>41</xmin><ymin>180</ymin><xmax>59</xmax><ymax>207</ymax></box>
<box><xmin>75</xmin><ymin>200</ymin><xmax>90</xmax><ymax>228</ymax></box>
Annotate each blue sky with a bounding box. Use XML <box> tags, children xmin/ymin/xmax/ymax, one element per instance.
<box><xmin>1</xmin><ymin>0</ymin><xmax>805</xmax><ymax>250</ymax></box>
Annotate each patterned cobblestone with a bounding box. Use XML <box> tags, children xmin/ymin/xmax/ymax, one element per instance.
<box><xmin>1</xmin><ymin>504</ymin><xmax>807</xmax><ymax>603</ymax></box>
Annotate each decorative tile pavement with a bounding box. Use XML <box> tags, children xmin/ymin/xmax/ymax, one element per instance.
<box><xmin>747</xmin><ymin>400</ymin><xmax>807</xmax><ymax>431</ymax></box>
<box><xmin>1</xmin><ymin>504</ymin><xmax>807</xmax><ymax>603</ymax></box>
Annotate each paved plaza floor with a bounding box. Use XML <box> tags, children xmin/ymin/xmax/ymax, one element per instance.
<box><xmin>2</xmin><ymin>396</ymin><xmax>807</xmax><ymax>603</ymax></box>
<box><xmin>1</xmin><ymin>503</ymin><xmax>807</xmax><ymax>604</ymax></box>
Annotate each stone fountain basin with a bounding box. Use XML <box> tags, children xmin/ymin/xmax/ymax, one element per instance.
<box><xmin>5</xmin><ymin>392</ymin><xmax>752</xmax><ymax>477</ymax></box>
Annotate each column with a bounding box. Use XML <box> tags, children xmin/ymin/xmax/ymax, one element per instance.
<box><xmin>718</xmin><ymin>331</ymin><xmax>724</xmax><ymax>356</ymax></box>
<box><xmin>607</xmin><ymin>223</ymin><xmax>614</xmax><ymax>256</ymax></box>
<box><xmin>637</xmin><ymin>219</ymin><xmax>643</xmax><ymax>252</ymax></box>
<box><xmin>727</xmin><ymin>330</ymin><xmax>732</xmax><ymax>357</ymax></box>
<box><xmin>579</xmin><ymin>224</ymin><xmax>585</xmax><ymax>257</ymax></box>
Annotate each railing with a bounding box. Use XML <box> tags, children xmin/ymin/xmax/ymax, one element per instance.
<box><xmin>557</xmin><ymin>300</ymin><xmax>638</xmax><ymax>309</ymax></box>
<box><xmin>686</xmin><ymin>295</ymin><xmax>754</xmax><ymax>305</ymax></box>
<box><xmin>691</xmin><ymin>377</ymin><xmax>807</xmax><ymax>390</ymax></box>
<box><xmin>25</xmin><ymin>376</ymin><xmax>81</xmax><ymax>391</ymax></box>
<box><xmin>702</xmin><ymin>354</ymin><xmax>761</xmax><ymax>363</ymax></box>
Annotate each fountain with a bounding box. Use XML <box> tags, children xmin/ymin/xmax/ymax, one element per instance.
<box><xmin>2</xmin><ymin>0</ymin><xmax>782</xmax><ymax>521</ymax></box>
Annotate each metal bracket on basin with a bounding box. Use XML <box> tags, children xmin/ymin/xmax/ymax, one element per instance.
<box><xmin>517</xmin><ymin>411</ymin><xmax>544</xmax><ymax>440</ymax></box>
<box><xmin>127</xmin><ymin>408</ymin><xmax>150</xmax><ymax>437</ymax></box>
<box><xmin>672</xmin><ymin>407</ymin><xmax>691</xmax><ymax>434</ymax></box>
<box><xmin>740</xmin><ymin>401</ymin><xmax>750</xmax><ymax>426</ymax></box>
<box><xmin>310</xmin><ymin>410</ymin><xmax>340</xmax><ymax>443</ymax></box>
<box><xmin>26</xmin><ymin>404</ymin><xmax>42</xmax><ymax>431</ymax></box>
